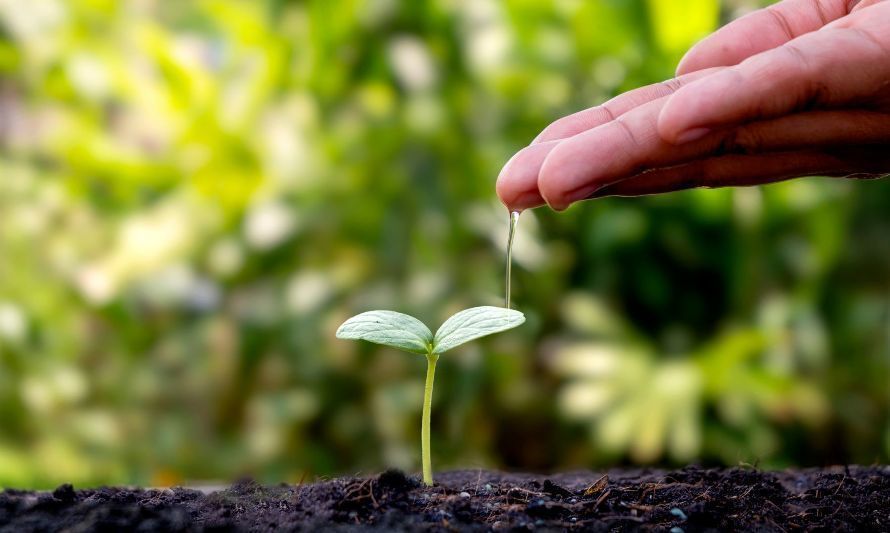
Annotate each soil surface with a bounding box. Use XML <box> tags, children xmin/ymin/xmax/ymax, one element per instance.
<box><xmin>1</xmin><ymin>466</ymin><xmax>887</xmax><ymax>531</ymax></box>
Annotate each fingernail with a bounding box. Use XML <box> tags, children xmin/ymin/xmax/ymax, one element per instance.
<box><xmin>674</xmin><ymin>127</ymin><xmax>710</xmax><ymax>144</ymax></box>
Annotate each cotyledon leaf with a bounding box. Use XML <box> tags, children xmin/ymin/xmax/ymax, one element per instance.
<box><xmin>432</xmin><ymin>306</ymin><xmax>525</xmax><ymax>354</ymax></box>
<box><xmin>336</xmin><ymin>310</ymin><xmax>433</xmax><ymax>354</ymax></box>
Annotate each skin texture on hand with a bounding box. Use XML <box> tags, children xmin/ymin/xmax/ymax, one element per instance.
<box><xmin>496</xmin><ymin>0</ymin><xmax>890</xmax><ymax>212</ymax></box>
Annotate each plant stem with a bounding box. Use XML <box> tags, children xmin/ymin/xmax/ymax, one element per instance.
<box><xmin>421</xmin><ymin>352</ymin><xmax>438</xmax><ymax>486</ymax></box>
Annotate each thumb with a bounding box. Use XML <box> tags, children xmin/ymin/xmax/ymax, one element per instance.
<box><xmin>676</xmin><ymin>0</ymin><xmax>849</xmax><ymax>75</ymax></box>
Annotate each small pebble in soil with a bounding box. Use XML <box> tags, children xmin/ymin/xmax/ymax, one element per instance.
<box><xmin>459</xmin><ymin>491</ymin><xmax>470</xmax><ymax>498</ymax></box>
<box><xmin>52</xmin><ymin>484</ymin><xmax>76</xmax><ymax>503</ymax></box>
<box><xmin>671</xmin><ymin>507</ymin><xmax>688</xmax><ymax>520</ymax></box>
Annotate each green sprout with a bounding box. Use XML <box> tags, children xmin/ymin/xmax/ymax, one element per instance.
<box><xmin>336</xmin><ymin>306</ymin><xmax>525</xmax><ymax>485</ymax></box>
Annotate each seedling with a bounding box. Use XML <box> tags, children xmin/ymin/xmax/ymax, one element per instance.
<box><xmin>336</xmin><ymin>306</ymin><xmax>524</xmax><ymax>485</ymax></box>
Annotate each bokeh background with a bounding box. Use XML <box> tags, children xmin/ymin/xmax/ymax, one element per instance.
<box><xmin>1</xmin><ymin>0</ymin><xmax>888</xmax><ymax>488</ymax></box>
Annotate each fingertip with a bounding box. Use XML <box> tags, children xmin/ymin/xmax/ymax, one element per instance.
<box><xmin>496</xmin><ymin>142</ymin><xmax>558</xmax><ymax>211</ymax></box>
<box><xmin>657</xmin><ymin>78</ymin><xmax>715</xmax><ymax>145</ymax></box>
<box><xmin>656</xmin><ymin>94</ymin><xmax>684</xmax><ymax>144</ymax></box>
<box><xmin>675</xmin><ymin>31</ymin><xmax>720</xmax><ymax>76</ymax></box>
<box><xmin>511</xmin><ymin>192</ymin><xmax>548</xmax><ymax>211</ymax></box>
<box><xmin>662</xmin><ymin>64</ymin><xmax>758</xmax><ymax>144</ymax></box>
<box><xmin>532</xmin><ymin>106</ymin><xmax>618</xmax><ymax>145</ymax></box>
<box><xmin>494</xmin><ymin>172</ymin><xmax>514</xmax><ymax>208</ymax></box>
<box><xmin>495</xmin><ymin>151</ymin><xmax>527</xmax><ymax>208</ymax></box>
<box><xmin>675</xmin><ymin>46</ymin><xmax>701</xmax><ymax>77</ymax></box>
<box><xmin>495</xmin><ymin>175</ymin><xmax>545</xmax><ymax>211</ymax></box>
<box><xmin>675</xmin><ymin>127</ymin><xmax>712</xmax><ymax>144</ymax></box>
<box><xmin>532</xmin><ymin>116</ymin><xmax>574</xmax><ymax>145</ymax></box>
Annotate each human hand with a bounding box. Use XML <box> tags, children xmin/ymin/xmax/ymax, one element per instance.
<box><xmin>497</xmin><ymin>0</ymin><xmax>890</xmax><ymax>211</ymax></box>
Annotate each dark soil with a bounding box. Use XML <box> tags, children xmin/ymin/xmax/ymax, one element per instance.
<box><xmin>1</xmin><ymin>466</ymin><xmax>887</xmax><ymax>531</ymax></box>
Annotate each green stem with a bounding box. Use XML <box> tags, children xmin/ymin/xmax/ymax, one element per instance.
<box><xmin>421</xmin><ymin>352</ymin><xmax>438</xmax><ymax>486</ymax></box>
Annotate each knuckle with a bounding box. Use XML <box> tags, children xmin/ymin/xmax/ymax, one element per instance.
<box><xmin>613</xmin><ymin>118</ymin><xmax>641</xmax><ymax>148</ymax></box>
<box><xmin>659</xmin><ymin>77</ymin><xmax>684</xmax><ymax>94</ymax></box>
<box><xmin>783</xmin><ymin>43</ymin><xmax>809</xmax><ymax>69</ymax></box>
<box><xmin>610</xmin><ymin>118</ymin><xmax>652</xmax><ymax>175</ymax></box>
<box><xmin>765</xmin><ymin>7</ymin><xmax>796</xmax><ymax>41</ymax></box>
<box><xmin>814</xmin><ymin>0</ymin><xmax>831</xmax><ymax>25</ymax></box>
<box><xmin>780</xmin><ymin>44</ymin><xmax>833</xmax><ymax>111</ymax></box>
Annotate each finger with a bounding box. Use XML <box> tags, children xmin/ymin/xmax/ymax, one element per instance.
<box><xmin>501</xmin><ymin>70</ymin><xmax>719</xmax><ymax>210</ymax></box>
<box><xmin>532</xmin><ymin>68</ymin><xmax>720</xmax><ymax>144</ymax></box>
<box><xmin>676</xmin><ymin>0</ymin><xmax>850</xmax><ymax>75</ymax></box>
<box><xmin>590</xmin><ymin>148</ymin><xmax>890</xmax><ymax>198</ymax></box>
<box><xmin>496</xmin><ymin>141</ymin><xmax>558</xmax><ymax>211</ymax></box>
<box><xmin>715</xmin><ymin>110</ymin><xmax>890</xmax><ymax>152</ymax></box>
<box><xmin>538</xmin><ymin>92</ymin><xmax>890</xmax><ymax>209</ymax></box>
<box><xmin>660</xmin><ymin>22</ymin><xmax>890</xmax><ymax>145</ymax></box>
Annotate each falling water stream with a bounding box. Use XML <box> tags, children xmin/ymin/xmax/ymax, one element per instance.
<box><xmin>505</xmin><ymin>210</ymin><xmax>520</xmax><ymax>309</ymax></box>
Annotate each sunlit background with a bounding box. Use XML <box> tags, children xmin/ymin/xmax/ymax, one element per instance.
<box><xmin>0</xmin><ymin>0</ymin><xmax>888</xmax><ymax>488</ymax></box>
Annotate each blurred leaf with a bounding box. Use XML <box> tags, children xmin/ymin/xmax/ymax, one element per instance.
<box><xmin>0</xmin><ymin>0</ymin><xmax>886</xmax><ymax>487</ymax></box>
<box><xmin>647</xmin><ymin>0</ymin><xmax>719</xmax><ymax>54</ymax></box>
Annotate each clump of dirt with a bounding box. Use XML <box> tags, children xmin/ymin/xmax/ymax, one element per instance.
<box><xmin>0</xmin><ymin>466</ymin><xmax>887</xmax><ymax>531</ymax></box>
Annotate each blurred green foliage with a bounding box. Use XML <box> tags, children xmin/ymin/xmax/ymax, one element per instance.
<box><xmin>0</xmin><ymin>0</ymin><xmax>887</xmax><ymax>488</ymax></box>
